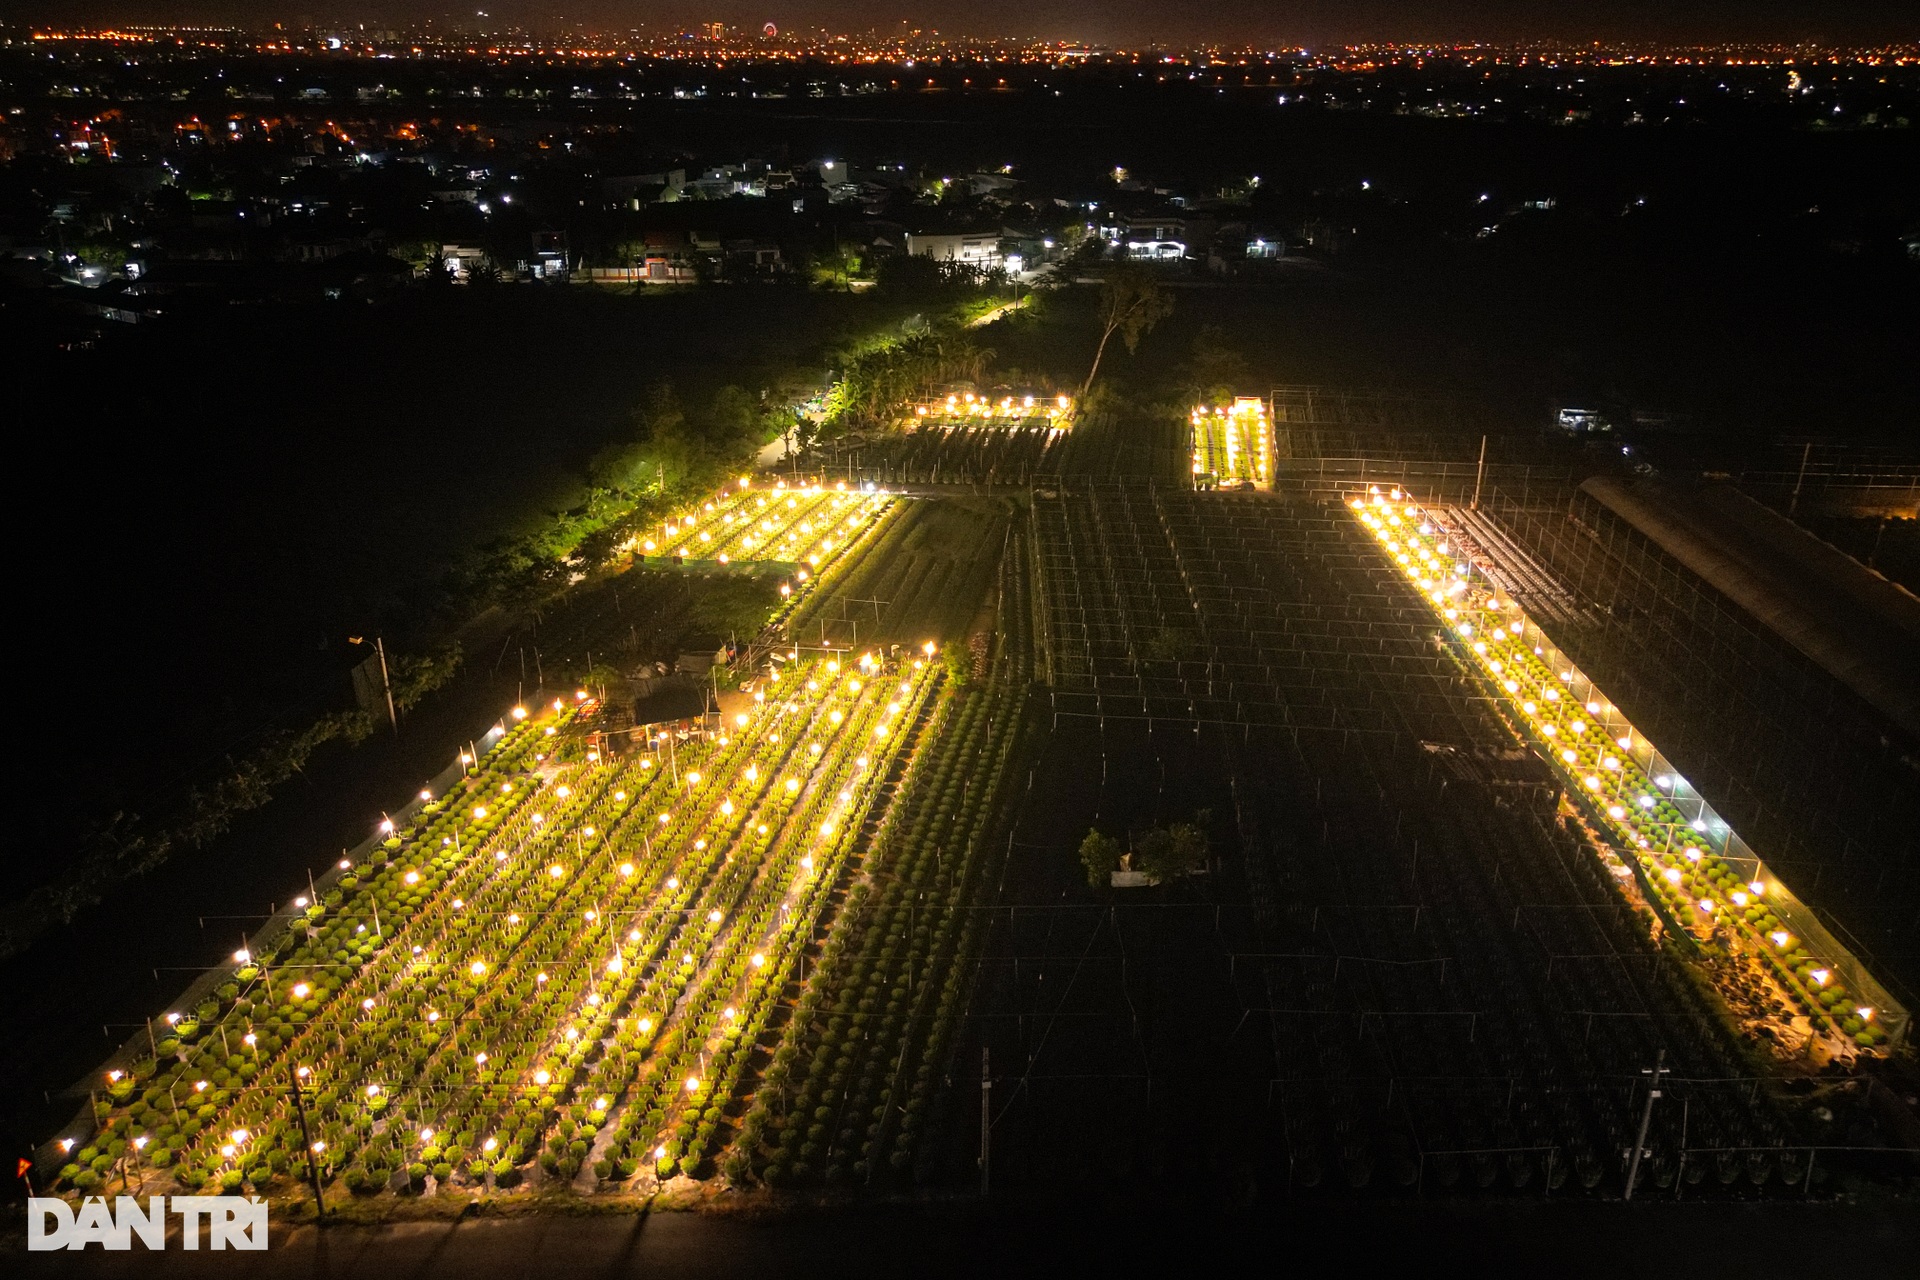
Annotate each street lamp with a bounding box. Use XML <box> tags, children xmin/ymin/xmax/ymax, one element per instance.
<box><xmin>348</xmin><ymin>636</ymin><xmax>398</xmax><ymax>733</ymax></box>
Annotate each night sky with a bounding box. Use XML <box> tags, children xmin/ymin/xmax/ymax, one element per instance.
<box><xmin>11</xmin><ymin>0</ymin><xmax>1917</xmax><ymax>43</ymax></box>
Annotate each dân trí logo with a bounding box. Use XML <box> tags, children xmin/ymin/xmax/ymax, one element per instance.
<box><xmin>27</xmin><ymin>1196</ymin><xmax>268</xmax><ymax>1251</ymax></box>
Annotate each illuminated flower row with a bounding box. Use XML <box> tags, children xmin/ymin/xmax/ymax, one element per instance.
<box><xmin>616</xmin><ymin>652</ymin><xmax>944</xmax><ymax>1178</ymax></box>
<box><xmin>631</xmin><ymin>477</ymin><xmax>892</xmax><ymax>571</ymax></box>
<box><xmin>74</xmin><ymin>631</ymin><xmax>962</xmax><ymax>1197</ymax></box>
<box><xmin>1352</xmin><ymin>488</ymin><xmax>1897</xmax><ymax>1052</ymax></box>
<box><xmin>1190</xmin><ymin>398</ymin><xmax>1271</xmax><ymax>489</ymax></box>
<box><xmin>913</xmin><ymin>391</ymin><xmax>1073</xmax><ymax>429</ymax></box>
<box><xmin>87</xmin><ymin>703</ymin><xmax>574</xmax><ymax>1192</ymax></box>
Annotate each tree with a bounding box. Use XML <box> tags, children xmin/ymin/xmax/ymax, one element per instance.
<box><xmin>708</xmin><ymin>386</ymin><xmax>757</xmax><ymax>445</ymax></box>
<box><xmin>635</xmin><ymin>380</ymin><xmax>686</xmax><ymax>440</ymax></box>
<box><xmin>579</xmin><ymin>662</ymin><xmax>622</xmax><ymax>703</ymax></box>
<box><xmin>1168</xmin><ymin>822</ymin><xmax>1210</xmax><ymax>874</ymax></box>
<box><xmin>386</xmin><ymin>644</ymin><xmax>463</xmax><ymax>713</ymax></box>
<box><xmin>390</xmin><ymin>239</ymin><xmax>440</xmax><ymax>271</ymax></box>
<box><xmin>586</xmin><ymin>441</ymin><xmax>653</xmax><ymax>495</ymax></box>
<box><xmin>633</xmin><ymin>381</ymin><xmax>698</xmax><ymax>489</ymax></box>
<box><xmin>1181</xmin><ymin>325</ymin><xmax>1250</xmax><ymax>404</ymax></box>
<box><xmin>1134</xmin><ymin>820</ymin><xmax>1208</xmax><ymax>882</ymax></box>
<box><xmin>1133</xmin><ymin>828</ymin><xmax>1176</xmax><ymax>881</ymax></box>
<box><xmin>72</xmin><ymin>240</ymin><xmax>130</xmax><ymax>271</ymax></box>
<box><xmin>1079</xmin><ymin>262</ymin><xmax>1172</xmax><ymax>401</ymax></box>
<box><xmin>1078</xmin><ymin>829</ymin><xmax>1120</xmax><ymax>890</ymax></box>
<box><xmin>607</xmin><ymin>238</ymin><xmax>649</xmax><ymax>268</ymax></box>
<box><xmin>824</xmin><ymin>325</ymin><xmax>994</xmax><ymax>434</ymax></box>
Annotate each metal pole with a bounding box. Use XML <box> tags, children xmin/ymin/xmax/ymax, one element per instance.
<box><xmin>1787</xmin><ymin>441</ymin><xmax>1812</xmax><ymax>517</ymax></box>
<box><xmin>376</xmin><ymin>637</ymin><xmax>398</xmax><ymax>733</ymax></box>
<box><xmin>1470</xmin><ymin>435</ymin><xmax>1487</xmax><ymax>511</ymax></box>
<box><xmin>1673</xmin><ymin>1097</ymin><xmax>1689</xmax><ymax>1200</ymax></box>
<box><xmin>287</xmin><ymin>1063</ymin><xmax>326</xmax><ymax>1223</ymax></box>
<box><xmin>1623</xmin><ymin>1048</ymin><xmax>1666</xmax><ymax>1201</ymax></box>
<box><xmin>979</xmin><ymin>1046</ymin><xmax>991</xmax><ymax>1196</ymax></box>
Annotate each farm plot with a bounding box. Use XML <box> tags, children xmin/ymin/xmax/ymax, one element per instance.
<box><xmin>808</xmin><ymin>422</ymin><xmax>1068</xmax><ymax>487</ymax></box>
<box><xmin>785</xmin><ymin>499</ymin><xmax>1013</xmax><ymax>649</ymax></box>
<box><xmin>1007</xmin><ymin>483</ymin><xmax>1855</xmax><ymax>1196</ymax></box>
<box><xmin>54</xmin><ymin>489</ymin><xmax>1042</xmax><ymax>1205</ymax></box>
<box><xmin>911</xmin><ymin>392</ymin><xmax>1073</xmax><ymax>428</ymax></box>
<box><xmin>1349</xmin><ymin>488</ymin><xmax>1907</xmax><ymax>1057</ymax></box>
<box><xmin>1191</xmin><ymin>398</ymin><xmax>1273</xmax><ymax>491</ymax></box>
<box><xmin>740</xmin><ymin>522</ymin><xmax>1038</xmax><ymax>1188</ymax></box>
<box><xmin>57</xmin><ymin>646</ymin><xmax>955</xmax><ymax>1201</ymax></box>
<box><xmin>628</xmin><ymin>477</ymin><xmax>895</xmax><ymax>580</ymax></box>
<box><xmin>1051</xmin><ymin>414</ymin><xmax>1191</xmax><ymax>485</ymax></box>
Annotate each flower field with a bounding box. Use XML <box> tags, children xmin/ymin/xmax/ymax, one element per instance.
<box><xmin>1349</xmin><ymin>487</ymin><xmax>1908</xmax><ymax>1057</ymax></box>
<box><xmin>742</xmin><ymin>537</ymin><xmax>1033</xmax><ymax>1187</ymax></box>
<box><xmin>49</xmin><ymin>480</ymin><xmax>1044</xmax><ymax>1207</ymax></box>
<box><xmin>803</xmin><ymin>392</ymin><xmax>1076</xmax><ymax>489</ymax></box>
<box><xmin>625</xmin><ymin>477</ymin><xmax>894</xmax><ymax>575</ymax></box>
<box><xmin>55</xmin><ymin>626</ymin><xmax>1003</xmax><ymax>1200</ymax></box>
<box><xmin>1190</xmin><ymin>397</ymin><xmax>1272</xmax><ymax>491</ymax></box>
<box><xmin>910</xmin><ymin>390</ymin><xmax>1073</xmax><ymax>429</ymax></box>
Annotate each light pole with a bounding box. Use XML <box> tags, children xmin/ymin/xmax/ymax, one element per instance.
<box><xmin>349</xmin><ymin>636</ymin><xmax>399</xmax><ymax>733</ymax></box>
<box><xmin>288</xmin><ymin>1063</ymin><xmax>327</xmax><ymax>1222</ymax></box>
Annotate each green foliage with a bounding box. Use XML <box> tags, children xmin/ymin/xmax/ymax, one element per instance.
<box><xmin>1180</xmin><ymin>325</ymin><xmax>1250</xmax><ymax>403</ymax></box>
<box><xmin>387</xmin><ymin>644</ymin><xmax>463</xmax><ymax>713</ymax></box>
<box><xmin>708</xmin><ymin>385</ymin><xmax>758</xmax><ymax>445</ymax></box>
<box><xmin>875</xmin><ymin>254</ymin><xmax>994</xmax><ymax>295</ymax></box>
<box><xmin>73</xmin><ymin>240</ymin><xmax>131</xmax><ymax>271</ymax></box>
<box><xmin>678</xmin><ymin>574</ymin><xmax>785</xmax><ymax>638</ymax></box>
<box><xmin>1134</xmin><ymin>818</ymin><xmax>1208</xmax><ymax>883</ymax></box>
<box><xmin>823</xmin><ymin>326</ymin><xmax>993</xmax><ymax>435</ymax></box>
<box><xmin>389</xmin><ymin>239</ymin><xmax>440</xmax><ymax>270</ymax></box>
<box><xmin>1080</xmin><ymin>262</ymin><xmax>1174</xmax><ymax>399</ymax></box>
<box><xmin>1078</xmin><ymin>828</ymin><xmax>1120</xmax><ymax>889</ymax></box>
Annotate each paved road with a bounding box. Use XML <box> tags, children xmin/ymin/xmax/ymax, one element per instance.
<box><xmin>6</xmin><ymin>1196</ymin><xmax>1918</xmax><ymax>1277</ymax></box>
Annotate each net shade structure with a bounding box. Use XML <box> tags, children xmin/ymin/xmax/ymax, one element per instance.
<box><xmin>1348</xmin><ymin>485</ymin><xmax>1908</xmax><ymax>1057</ymax></box>
<box><xmin>1191</xmin><ymin>397</ymin><xmax>1273</xmax><ymax>491</ymax></box>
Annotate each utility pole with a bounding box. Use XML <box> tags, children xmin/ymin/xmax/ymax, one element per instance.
<box><xmin>375</xmin><ymin>637</ymin><xmax>397</xmax><ymax>732</ymax></box>
<box><xmin>1623</xmin><ymin>1048</ymin><xmax>1667</xmax><ymax>1201</ymax></box>
<box><xmin>1787</xmin><ymin>440</ymin><xmax>1812</xmax><ymax>517</ymax></box>
<box><xmin>287</xmin><ymin>1063</ymin><xmax>326</xmax><ymax>1223</ymax></box>
<box><xmin>349</xmin><ymin>636</ymin><xmax>399</xmax><ymax>733</ymax></box>
<box><xmin>979</xmin><ymin>1046</ymin><xmax>991</xmax><ymax>1196</ymax></box>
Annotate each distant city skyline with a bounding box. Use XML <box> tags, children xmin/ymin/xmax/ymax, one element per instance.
<box><xmin>10</xmin><ymin>1</ymin><xmax>1916</xmax><ymax>45</ymax></box>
